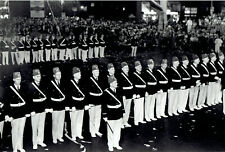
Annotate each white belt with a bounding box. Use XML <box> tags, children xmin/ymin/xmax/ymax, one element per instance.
<box><xmin>135</xmin><ymin>85</ymin><xmax>146</xmax><ymax>88</ymax></box>
<box><xmin>182</xmin><ymin>78</ymin><xmax>190</xmax><ymax>80</ymax></box>
<box><xmin>210</xmin><ymin>72</ymin><xmax>217</xmax><ymax>75</ymax></box>
<box><xmin>159</xmin><ymin>81</ymin><xmax>168</xmax><ymax>84</ymax></box>
<box><xmin>33</xmin><ymin>98</ymin><xmax>46</xmax><ymax>102</ymax></box>
<box><xmin>51</xmin><ymin>97</ymin><xmax>64</xmax><ymax>102</ymax></box>
<box><xmin>107</xmin><ymin>104</ymin><xmax>121</xmax><ymax>109</ymax></box>
<box><xmin>90</xmin><ymin>92</ymin><xmax>102</xmax><ymax>96</ymax></box>
<box><xmin>72</xmin><ymin>96</ymin><xmax>84</xmax><ymax>101</ymax></box>
<box><xmin>10</xmin><ymin>102</ymin><xmax>25</xmax><ymax>107</ymax></box>
<box><xmin>192</xmin><ymin>75</ymin><xmax>200</xmax><ymax>78</ymax></box>
<box><xmin>203</xmin><ymin>74</ymin><xmax>209</xmax><ymax>77</ymax></box>
<box><xmin>172</xmin><ymin>79</ymin><xmax>181</xmax><ymax>82</ymax></box>
<box><xmin>123</xmin><ymin>86</ymin><xmax>133</xmax><ymax>90</ymax></box>
<box><xmin>147</xmin><ymin>82</ymin><xmax>157</xmax><ymax>85</ymax></box>
<box><xmin>219</xmin><ymin>71</ymin><xmax>223</xmax><ymax>74</ymax></box>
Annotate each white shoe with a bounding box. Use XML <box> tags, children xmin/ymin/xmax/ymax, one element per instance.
<box><xmin>38</xmin><ymin>143</ymin><xmax>47</xmax><ymax>147</ymax></box>
<box><xmin>168</xmin><ymin>113</ymin><xmax>173</xmax><ymax>116</ymax></box>
<box><xmin>78</xmin><ymin>136</ymin><xmax>84</xmax><ymax>139</ymax></box>
<box><xmin>71</xmin><ymin>137</ymin><xmax>76</xmax><ymax>141</ymax></box>
<box><xmin>173</xmin><ymin>112</ymin><xmax>179</xmax><ymax>116</ymax></box>
<box><xmin>162</xmin><ymin>115</ymin><xmax>168</xmax><ymax>118</ymax></box>
<box><xmin>178</xmin><ymin>110</ymin><xmax>183</xmax><ymax>113</ymax></box>
<box><xmin>150</xmin><ymin>118</ymin><xmax>157</xmax><ymax>121</ymax></box>
<box><xmin>114</xmin><ymin>145</ymin><xmax>123</xmax><ymax>150</ymax></box>
<box><xmin>58</xmin><ymin>138</ymin><xmax>64</xmax><ymax>142</ymax></box>
<box><xmin>108</xmin><ymin>146</ymin><xmax>114</xmax><ymax>152</ymax></box>
<box><xmin>182</xmin><ymin>109</ymin><xmax>189</xmax><ymax>112</ymax></box>
<box><xmin>124</xmin><ymin>123</ymin><xmax>131</xmax><ymax>128</ymax></box>
<box><xmin>19</xmin><ymin>149</ymin><xmax>26</xmax><ymax>152</ymax></box>
<box><xmin>33</xmin><ymin>145</ymin><xmax>38</xmax><ymax>150</ymax></box>
<box><xmin>96</xmin><ymin>132</ymin><xmax>103</xmax><ymax>137</ymax></box>
<box><xmin>53</xmin><ymin>139</ymin><xmax>57</xmax><ymax>144</ymax></box>
<box><xmin>140</xmin><ymin>121</ymin><xmax>147</xmax><ymax>124</ymax></box>
<box><xmin>91</xmin><ymin>133</ymin><xmax>96</xmax><ymax>138</ymax></box>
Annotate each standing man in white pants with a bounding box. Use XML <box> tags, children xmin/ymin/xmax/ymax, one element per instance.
<box><xmin>177</xmin><ymin>55</ymin><xmax>191</xmax><ymax>113</ymax></box>
<box><xmin>143</xmin><ymin>59</ymin><xmax>158</xmax><ymax>121</ymax></box>
<box><xmin>87</xmin><ymin>65</ymin><xmax>104</xmax><ymax>138</ymax></box>
<box><xmin>155</xmin><ymin>59</ymin><xmax>169</xmax><ymax>119</ymax></box>
<box><xmin>103</xmin><ymin>76</ymin><xmax>124</xmax><ymax>152</ymax></box>
<box><xmin>93</xmin><ymin>33</ymin><xmax>99</xmax><ymax>58</ymax></box>
<box><xmin>87</xmin><ymin>35</ymin><xmax>94</xmax><ymax>59</ymax></box>
<box><xmin>132</xmin><ymin>61</ymin><xmax>146</xmax><ymax>126</ymax></box>
<box><xmin>99</xmin><ymin>34</ymin><xmax>106</xmax><ymax>58</ymax></box>
<box><xmin>188</xmin><ymin>54</ymin><xmax>201</xmax><ymax>111</ymax></box>
<box><xmin>67</xmin><ymin>67</ymin><xmax>85</xmax><ymax>140</ymax></box>
<box><xmin>118</xmin><ymin>62</ymin><xmax>133</xmax><ymax>128</ymax></box>
<box><xmin>28</xmin><ymin>69</ymin><xmax>47</xmax><ymax>150</ymax></box>
<box><xmin>167</xmin><ymin>57</ymin><xmax>182</xmax><ymax>116</ymax></box>
<box><xmin>48</xmin><ymin>67</ymin><xmax>66</xmax><ymax>144</ymax></box>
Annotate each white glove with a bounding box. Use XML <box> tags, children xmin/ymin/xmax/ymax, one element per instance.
<box><xmin>31</xmin><ymin>112</ymin><xmax>36</xmax><ymax>116</ymax></box>
<box><xmin>103</xmin><ymin>117</ymin><xmax>108</xmax><ymax>122</ymax></box>
<box><xmin>145</xmin><ymin>92</ymin><xmax>149</xmax><ymax>97</ymax></box>
<box><xmin>169</xmin><ymin>87</ymin><xmax>173</xmax><ymax>90</ymax></box>
<box><xmin>65</xmin><ymin>107</ymin><xmax>70</xmax><ymax>111</ymax></box>
<box><xmin>72</xmin><ymin>107</ymin><xmax>76</xmax><ymax>112</ymax></box>
<box><xmin>5</xmin><ymin>115</ymin><xmax>10</xmax><ymax>122</ymax></box>
<box><xmin>25</xmin><ymin>114</ymin><xmax>30</xmax><ymax>118</ymax></box>
<box><xmin>45</xmin><ymin>109</ymin><xmax>49</xmax><ymax>113</ymax></box>
<box><xmin>122</xmin><ymin>96</ymin><xmax>126</xmax><ymax>101</ymax></box>
<box><xmin>8</xmin><ymin>117</ymin><xmax>13</xmax><ymax>122</ymax></box>
<box><xmin>49</xmin><ymin>108</ymin><xmax>53</xmax><ymax>113</ymax></box>
<box><xmin>137</xmin><ymin>94</ymin><xmax>140</xmax><ymax>99</ymax></box>
<box><xmin>180</xmin><ymin>86</ymin><xmax>186</xmax><ymax>90</ymax></box>
<box><xmin>84</xmin><ymin>105</ymin><xmax>90</xmax><ymax>110</ymax></box>
<box><xmin>132</xmin><ymin>94</ymin><xmax>137</xmax><ymax>99</ymax></box>
<box><xmin>158</xmin><ymin>89</ymin><xmax>163</xmax><ymax>93</ymax></box>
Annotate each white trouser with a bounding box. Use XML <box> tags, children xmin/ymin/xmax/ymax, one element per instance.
<box><xmin>207</xmin><ymin>82</ymin><xmax>216</xmax><ymax>105</ymax></box>
<box><xmin>89</xmin><ymin>105</ymin><xmax>101</xmax><ymax>135</ymax></box>
<box><xmin>52</xmin><ymin>110</ymin><xmax>65</xmax><ymax>141</ymax></box>
<box><xmin>45</xmin><ymin>49</ymin><xmax>51</xmax><ymax>61</ymax></box>
<box><xmin>145</xmin><ymin>94</ymin><xmax>156</xmax><ymax>120</ymax></box>
<box><xmin>197</xmin><ymin>84</ymin><xmax>207</xmax><ymax>107</ymax></box>
<box><xmin>38</xmin><ymin>49</ymin><xmax>44</xmax><ymax>62</ymax></box>
<box><xmin>72</xmin><ymin>47</ymin><xmax>78</xmax><ymax>60</ymax></box>
<box><xmin>133</xmin><ymin>97</ymin><xmax>144</xmax><ymax>125</ymax></box>
<box><xmin>32</xmin><ymin>51</ymin><xmax>39</xmax><ymax>63</ymax></box>
<box><xmin>31</xmin><ymin>112</ymin><xmax>46</xmax><ymax>146</ymax></box>
<box><xmin>11</xmin><ymin>52</ymin><xmax>16</xmax><ymax>65</ymax></box>
<box><xmin>131</xmin><ymin>46</ymin><xmax>137</xmax><ymax>57</ymax></box>
<box><xmin>2</xmin><ymin>51</ymin><xmax>9</xmax><ymax>65</ymax></box>
<box><xmin>94</xmin><ymin>46</ymin><xmax>99</xmax><ymax>58</ymax></box>
<box><xmin>122</xmin><ymin>97</ymin><xmax>132</xmax><ymax>125</ymax></box>
<box><xmin>24</xmin><ymin>51</ymin><xmax>30</xmax><ymax>63</ymax></box>
<box><xmin>156</xmin><ymin>92</ymin><xmax>167</xmax><ymax>117</ymax></box>
<box><xmin>18</xmin><ymin>51</ymin><xmax>25</xmax><ymax>64</ymax></box>
<box><xmin>216</xmin><ymin>80</ymin><xmax>222</xmax><ymax>103</ymax></box>
<box><xmin>178</xmin><ymin>88</ymin><xmax>189</xmax><ymax>111</ymax></box>
<box><xmin>78</xmin><ymin>48</ymin><xmax>82</xmax><ymax>60</ymax></box>
<box><xmin>168</xmin><ymin>89</ymin><xmax>179</xmax><ymax>114</ymax></box>
<box><xmin>0</xmin><ymin>121</ymin><xmax>4</xmax><ymax>139</ymax></box>
<box><xmin>65</xmin><ymin>48</ymin><xmax>72</xmax><ymax>60</ymax></box>
<box><xmin>81</xmin><ymin>50</ymin><xmax>88</xmax><ymax>62</ymax></box>
<box><xmin>88</xmin><ymin>47</ymin><xmax>94</xmax><ymax>59</ymax></box>
<box><xmin>11</xmin><ymin>117</ymin><xmax>26</xmax><ymax>151</ymax></box>
<box><xmin>51</xmin><ymin>48</ymin><xmax>58</xmax><ymax>61</ymax></box>
<box><xmin>189</xmin><ymin>86</ymin><xmax>199</xmax><ymax>109</ymax></box>
<box><xmin>15</xmin><ymin>51</ymin><xmax>21</xmax><ymax>65</ymax></box>
<box><xmin>107</xmin><ymin>118</ymin><xmax>122</xmax><ymax>148</ymax></box>
<box><xmin>70</xmin><ymin>109</ymin><xmax>84</xmax><ymax>139</ymax></box>
<box><xmin>99</xmin><ymin>46</ymin><xmax>105</xmax><ymax>58</ymax></box>
<box><xmin>59</xmin><ymin>49</ymin><xmax>65</xmax><ymax>61</ymax></box>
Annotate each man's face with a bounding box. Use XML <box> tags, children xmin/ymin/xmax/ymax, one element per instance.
<box><xmin>173</xmin><ymin>61</ymin><xmax>179</xmax><ymax>67</ymax></box>
<box><xmin>108</xmin><ymin>67</ymin><xmax>115</xmax><ymax>76</ymax></box>
<box><xmin>74</xmin><ymin>72</ymin><xmax>81</xmax><ymax>80</ymax></box>
<box><xmin>33</xmin><ymin>75</ymin><xmax>41</xmax><ymax>83</ymax></box>
<box><xmin>219</xmin><ymin>55</ymin><xmax>225</xmax><ymax>61</ymax></box>
<box><xmin>148</xmin><ymin>63</ymin><xmax>154</xmax><ymax>70</ymax></box>
<box><xmin>203</xmin><ymin>57</ymin><xmax>209</xmax><ymax>63</ymax></box>
<box><xmin>13</xmin><ymin>77</ymin><xmax>21</xmax><ymax>86</ymax></box>
<box><xmin>194</xmin><ymin>58</ymin><xmax>200</xmax><ymax>64</ymax></box>
<box><xmin>110</xmin><ymin>80</ymin><xmax>118</xmax><ymax>89</ymax></box>
<box><xmin>161</xmin><ymin>63</ymin><xmax>167</xmax><ymax>69</ymax></box>
<box><xmin>211</xmin><ymin>56</ymin><xmax>216</xmax><ymax>62</ymax></box>
<box><xmin>183</xmin><ymin>60</ymin><xmax>189</xmax><ymax>66</ymax></box>
<box><xmin>53</xmin><ymin>72</ymin><xmax>61</xmax><ymax>81</ymax></box>
<box><xmin>122</xmin><ymin>65</ymin><xmax>129</xmax><ymax>73</ymax></box>
<box><xmin>92</xmin><ymin>70</ymin><xmax>99</xmax><ymax>77</ymax></box>
<box><xmin>135</xmin><ymin>65</ymin><xmax>142</xmax><ymax>72</ymax></box>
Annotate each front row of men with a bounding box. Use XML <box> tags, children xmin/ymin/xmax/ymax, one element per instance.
<box><xmin>0</xmin><ymin>52</ymin><xmax>225</xmax><ymax>152</ymax></box>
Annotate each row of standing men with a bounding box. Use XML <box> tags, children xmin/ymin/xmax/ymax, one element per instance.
<box><xmin>0</xmin><ymin>52</ymin><xmax>225</xmax><ymax>152</ymax></box>
<box><xmin>0</xmin><ymin>33</ymin><xmax>106</xmax><ymax>65</ymax></box>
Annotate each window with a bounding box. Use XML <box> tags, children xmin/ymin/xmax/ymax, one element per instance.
<box><xmin>184</xmin><ymin>7</ymin><xmax>197</xmax><ymax>17</ymax></box>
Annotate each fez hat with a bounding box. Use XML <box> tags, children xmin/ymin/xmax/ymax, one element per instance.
<box><xmin>53</xmin><ymin>67</ymin><xmax>61</xmax><ymax>74</ymax></box>
<box><xmin>72</xmin><ymin>67</ymin><xmax>80</xmax><ymax>75</ymax></box>
<box><xmin>108</xmin><ymin>76</ymin><xmax>117</xmax><ymax>84</ymax></box>
<box><xmin>107</xmin><ymin>63</ymin><xmax>114</xmax><ymax>70</ymax></box>
<box><xmin>121</xmin><ymin>62</ymin><xmax>128</xmax><ymax>68</ymax></box>
<box><xmin>147</xmin><ymin>59</ymin><xmax>154</xmax><ymax>65</ymax></box>
<box><xmin>135</xmin><ymin>61</ymin><xmax>141</xmax><ymax>67</ymax></box>
<box><xmin>181</xmin><ymin>55</ymin><xmax>189</xmax><ymax>61</ymax></box>
<box><xmin>33</xmin><ymin>69</ymin><xmax>41</xmax><ymax>76</ymax></box>
<box><xmin>92</xmin><ymin>64</ymin><xmax>99</xmax><ymax>71</ymax></box>
<box><xmin>13</xmin><ymin>72</ymin><xmax>21</xmax><ymax>79</ymax></box>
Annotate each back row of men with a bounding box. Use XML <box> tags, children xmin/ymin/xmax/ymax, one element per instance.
<box><xmin>0</xmin><ymin>52</ymin><xmax>225</xmax><ymax>152</ymax></box>
<box><xmin>0</xmin><ymin>32</ymin><xmax>106</xmax><ymax>65</ymax></box>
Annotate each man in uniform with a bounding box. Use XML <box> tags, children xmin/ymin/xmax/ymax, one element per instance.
<box><xmin>207</xmin><ymin>53</ymin><xmax>219</xmax><ymax>106</ymax></box>
<box><xmin>132</xmin><ymin>61</ymin><xmax>146</xmax><ymax>126</ymax></box>
<box><xmin>188</xmin><ymin>54</ymin><xmax>201</xmax><ymax>111</ymax></box>
<box><xmin>93</xmin><ymin>33</ymin><xmax>99</xmax><ymax>58</ymax></box>
<box><xmin>50</xmin><ymin>34</ymin><xmax>58</xmax><ymax>61</ymax></box>
<box><xmin>143</xmin><ymin>59</ymin><xmax>157</xmax><ymax>121</ymax></box>
<box><xmin>87</xmin><ymin>34</ymin><xmax>94</xmax><ymax>59</ymax></box>
<box><xmin>155</xmin><ymin>59</ymin><xmax>169</xmax><ymax>118</ymax></box>
<box><xmin>65</xmin><ymin>35</ymin><xmax>73</xmax><ymax>61</ymax></box>
<box><xmin>103</xmin><ymin>76</ymin><xmax>124</xmax><ymax>152</ymax></box>
<box><xmin>99</xmin><ymin>34</ymin><xmax>106</xmax><ymax>58</ymax></box>
<box><xmin>87</xmin><ymin>64</ymin><xmax>104</xmax><ymax>137</ymax></box>
<box><xmin>5</xmin><ymin>72</ymin><xmax>28</xmax><ymax>152</ymax></box>
<box><xmin>117</xmin><ymin>62</ymin><xmax>133</xmax><ymax>128</ymax></box>
<box><xmin>9</xmin><ymin>34</ymin><xmax>17</xmax><ymax>65</ymax></box>
<box><xmin>197</xmin><ymin>54</ymin><xmax>209</xmax><ymax>109</ymax></box>
<box><xmin>37</xmin><ymin>34</ymin><xmax>44</xmax><ymax>62</ymax></box>
<box><xmin>81</xmin><ymin>34</ymin><xmax>88</xmax><ymax>62</ymax></box>
<box><xmin>31</xmin><ymin>35</ymin><xmax>39</xmax><ymax>63</ymax></box>
<box><xmin>28</xmin><ymin>69</ymin><xmax>47</xmax><ymax>149</ymax></box>
<box><xmin>167</xmin><ymin>57</ymin><xmax>182</xmax><ymax>116</ymax></box>
<box><xmin>0</xmin><ymin>33</ymin><xmax>9</xmax><ymax>65</ymax></box>
<box><xmin>58</xmin><ymin>35</ymin><xmax>66</xmax><ymax>61</ymax></box>
<box><xmin>48</xmin><ymin>67</ymin><xmax>66</xmax><ymax>144</ymax></box>
<box><xmin>216</xmin><ymin>52</ymin><xmax>224</xmax><ymax>104</ymax></box>
<box><xmin>14</xmin><ymin>34</ymin><xmax>24</xmax><ymax>65</ymax></box>
<box><xmin>24</xmin><ymin>35</ymin><xmax>31</xmax><ymax>64</ymax></box>
<box><xmin>43</xmin><ymin>34</ymin><xmax>51</xmax><ymax>62</ymax></box>
<box><xmin>177</xmin><ymin>55</ymin><xmax>191</xmax><ymax>112</ymax></box>
<box><xmin>67</xmin><ymin>67</ymin><xmax>86</xmax><ymax>140</ymax></box>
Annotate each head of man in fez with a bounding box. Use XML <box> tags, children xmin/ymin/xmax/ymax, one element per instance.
<box><xmin>72</xmin><ymin>67</ymin><xmax>81</xmax><ymax>81</ymax></box>
<box><xmin>0</xmin><ymin>30</ymin><xmax>3</xmax><ymax>41</ymax></box>
<box><xmin>92</xmin><ymin>64</ymin><xmax>99</xmax><ymax>78</ymax></box>
<box><xmin>209</xmin><ymin>53</ymin><xmax>217</xmax><ymax>62</ymax></box>
<box><xmin>218</xmin><ymin>52</ymin><xmax>224</xmax><ymax>62</ymax></box>
<box><xmin>13</xmin><ymin>72</ymin><xmax>21</xmax><ymax>86</ymax></box>
<box><xmin>192</xmin><ymin>54</ymin><xmax>200</xmax><ymax>65</ymax></box>
<box><xmin>53</xmin><ymin>67</ymin><xmax>61</xmax><ymax>81</ymax></box>
<box><xmin>108</xmin><ymin>76</ymin><xmax>118</xmax><ymax>89</ymax></box>
<box><xmin>161</xmin><ymin>59</ymin><xmax>168</xmax><ymax>70</ymax></box>
<box><xmin>107</xmin><ymin>63</ymin><xmax>115</xmax><ymax>76</ymax></box>
<box><xmin>135</xmin><ymin>61</ymin><xmax>142</xmax><ymax>73</ymax></box>
<box><xmin>201</xmin><ymin>54</ymin><xmax>209</xmax><ymax>64</ymax></box>
<box><xmin>33</xmin><ymin>69</ymin><xmax>41</xmax><ymax>84</ymax></box>
<box><xmin>181</xmin><ymin>55</ymin><xmax>189</xmax><ymax>66</ymax></box>
<box><xmin>172</xmin><ymin>56</ymin><xmax>179</xmax><ymax>68</ymax></box>
<box><xmin>147</xmin><ymin>59</ymin><xmax>154</xmax><ymax>70</ymax></box>
<box><xmin>121</xmin><ymin>62</ymin><xmax>129</xmax><ymax>74</ymax></box>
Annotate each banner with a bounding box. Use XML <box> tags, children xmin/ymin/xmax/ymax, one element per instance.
<box><xmin>30</xmin><ymin>0</ymin><xmax>45</xmax><ymax>18</ymax></box>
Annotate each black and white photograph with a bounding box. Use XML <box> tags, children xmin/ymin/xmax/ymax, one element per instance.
<box><xmin>0</xmin><ymin>0</ymin><xmax>225</xmax><ymax>151</ymax></box>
